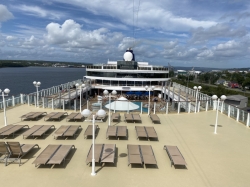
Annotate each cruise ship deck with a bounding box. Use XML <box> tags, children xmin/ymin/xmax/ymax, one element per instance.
<box><xmin>0</xmin><ymin>104</ymin><xmax>249</xmax><ymax>187</ymax></box>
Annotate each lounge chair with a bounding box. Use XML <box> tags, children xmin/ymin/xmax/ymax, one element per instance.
<box><xmin>106</xmin><ymin>126</ymin><xmax>117</xmax><ymax>139</ymax></box>
<box><xmin>132</xmin><ymin>114</ymin><xmax>141</xmax><ymax>123</ymax></box>
<box><xmin>145</xmin><ymin>127</ymin><xmax>158</xmax><ymax>140</ymax></box>
<box><xmin>0</xmin><ymin>125</ymin><xmax>29</xmax><ymax>138</ymax></box>
<box><xmin>44</xmin><ymin>112</ymin><xmax>57</xmax><ymax>121</ymax></box>
<box><xmin>117</xmin><ymin>126</ymin><xmax>127</xmax><ymax>139</ymax></box>
<box><xmin>20</xmin><ymin>112</ymin><xmax>36</xmax><ymax>121</ymax></box>
<box><xmin>47</xmin><ymin>145</ymin><xmax>75</xmax><ymax>165</ymax></box>
<box><xmin>7</xmin><ymin>142</ymin><xmax>39</xmax><ymax>166</ymax></box>
<box><xmin>73</xmin><ymin>113</ymin><xmax>84</xmax><ymax>121</ymax></box>
<box><xmin>62</xmin><ymin>125</ymin><xmax>81</xmax><ymax>139</ymax></box>
<box><xmin>33</xmin><ymin>144</ymin><xmax>75</xmax><ymax>167</ymax></box>
<box><xmin>149</xmin><ymin>114</ymin><xmax>160</xmax><ymax>124</ymax></box>
<box><xmin>124</xmin><ymin>114</ymin><xmax>133</xmax><ymax>123</ymax></box>
<box><xmin>86</xmin><ymin>144</ymin><xmax>103</xmax><ymax>164</ymax></box>
<box><xmin>84</xmin><ymin>125</ymin><xmax>99</xmax><ymax>138</ymax></box>
<box><xmin>140</xmin><ymin>145</ymin><xmax>157</xmax><ymax>165</ymax></box>
<box><xmin>27</xmin><ymin>112</ymin><xmax>47</xmax><ymax>120</ymax></box>
<box><xmin>0</xmin><ymin>125</ymin><xmax>14</xmax><ymax>134</ymax></box>
<box><xmin>111</xmin><ymin>113</ymin><xmax>120</xmax><ymax>122</ymax></box>
<box><xmin>163</xmin><ymin>145</ymin><xmax>187</xmax><ymax>167</ymax></box>
<box><xmin>127</xmin><ymin>144</ymin><xmax>142</xmax><ymax>166</ymax></box>
<box><xmin>135</xmin><ymin>126</ymin><xmax>147</xmax><ymax>139</ymax></box>
<box><xmin>33</xmin><ymin>145</ymin><xmax>60</xmax><ymax>167</ymax></box>
<box><xmin>101</xmin><ymin>144</ymin><xmax>116</xmax><ymax>164</ymax></box>
<box><xmin>66</xmin><ymin>113</ymin><xmax>78</xmax><ymax>122</ymax></box>
<box><xmin>23</xmin><ymin>125</ymin><xmax>55</xmax><ymax>139</ymax></box>
<box><xmin>50</xmin><ymin>112</ymin><xmax>68</xmax><ymax>121</ymax></box>
<box><xmin>0</xmin><ymin>142</ymin><xmax>10</xmax><ymax>166</ymax></box>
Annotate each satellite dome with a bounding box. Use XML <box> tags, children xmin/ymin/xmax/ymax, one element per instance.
<box><xmin>123</xmin><ymin>52</ymin><xmax>133</xmax><ymax>61</ymax></box>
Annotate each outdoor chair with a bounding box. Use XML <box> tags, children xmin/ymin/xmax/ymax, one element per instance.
<box><xmin>7</xmin><ymin>142</ymin><xmax>39</xmax><ymax>166</ymax></box>
<box><xmin>0</xmin><ymin>142</ymin><xmax>10</xmax><ymax>166</ymax></box>
<box><xmin>163</xmin><ymin>145</ymin><xmax>187</xmax><ymax>167</ymax></box>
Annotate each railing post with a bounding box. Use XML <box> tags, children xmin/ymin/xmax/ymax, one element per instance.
<box><xmin>52</xmin><ymin>98</ymin><xmax>54</xmax><ymax>110</ymax></box>
<box><xmin>188</xmin><ymin>102</ymin><xmax>191</xmax><ymax>113</ymax></box>
<box><xmin>42</xmin><ymin>97</ymin><xmax>45</xmax><ymax>108</ymax></box>
<box><xmin>63</xmin><ymin>99</ymin><xmax>65</xmax><ymax>111</ymax></box>
<box><xmin>228</xmin><ymin>105</ymin><xmax>230</xmax><ymax>117</ymax></box>
<box><xmin>20</xmin><ymin>94</ymin><xmax>23</xmax><ymax>104</ymax></box>
<box><xmin>28</xmin><ymin>95</ymin><xmax>30</xmax><ymax>106</ymax></box>
<box><xmin>154</xmin><ymin>102</ymin><xmax>156</xmax><ymax>114</ymax></box>
<box><xmin>166</xmin><ymin>102</ymin><xmax>168</xmax><ymax>114</ymax></box>
<box><xmin>247</xmin><ymin>113</ymin><xmax>250</xmax><ymax>127</ymax></box>
<box><xmin>198</xmin><ymin>101</ymin><xmax>200</xmax><ymax>112</ymax></box>
<box><xmin>236</xmin><ymin>108</ymin><xmax>239</xmax><ymax>122</ymax></box>
<box><xmin>74</xmin><ymin>100</ymin><xmax>76</xmax><ymax>112</ymax></box>
<box><xmin>178</xmin><ymin>102</ymin><xmax>180</xmax><ymax>114</ymax></box>
<box><xmin>11</xmin><ymin>96</ymin><xmax>14</xmax><ymax>106</ymax></box>
<box><xmin>34</xmin><ymin>96</ymin><xmax>36</xmax><ymax>107</ymax></box>
<box><xmin>205</xmin><ymin>100</ymin><xmax>208</xmax><ymax>111</ymax></box>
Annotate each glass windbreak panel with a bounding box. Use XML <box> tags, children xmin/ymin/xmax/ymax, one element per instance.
<box><xmin>198</xmin><ymin>100</ymin><xmax>206</xmax><ymax>112</ymax></box>
<box><xmin>207</xmin><ymin>99</ymin><xmax>213</xmax><ymax>110</ymax></box>
<box><xmin>239</xmin><ymin>110</ymin><xmax>248</xmax><ymax>125</ymax></box>
<box><xmin>243</xmin><ymin>111</ymin><xmax>248</xmax><ymax>124</ymax></box>
<box><xmin>168</xmin><ymin>101</ymin><xmax>178</xmax><ymax>114</ymax></box>
<box><xmin>223</xmin><ymin>103</ymin><xmax>228</xmax><ymax>115</ymax></box>
<box><xmin>230</xmin><ymin>106</ymin><xmax>237</xmax><ymax>119</ymax></box>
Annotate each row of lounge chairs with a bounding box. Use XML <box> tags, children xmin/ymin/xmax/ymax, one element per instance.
<box><xmin>0</xmin><ymin>142</ymin><xmax>39</xmax><ymax>166</ymax></box>
<box><xmin>0</xmin><ymin>142</ymin><xmax>186</xmax><ymax>168</ymax></box>
<box><xmin>106</xmin><ymin>126</ymin><xmax>127</xmax><ymax>139</ymax></box>
<box><xmin>20</xmin><ymin>112</ymin><xmax>161</xmax><ymax>124</ymax></box>
<box><xmin>0</xmin><ymin>125</ymin><xmax>29</xmax><ymax>138</ymax></box>
<box><xmin>135</xmin><ymin>126</ymin><xmax>158</xmax><ymax>140</ymax></box>
<box><xmin>127</xmin><ymin>144</ymin><xmax>157</xmax><ymax>167</ymax></box>
<box><xmin>86</xmin><ymin>144</ymin><xmax>116</xmax><ymax>165</ymax></box>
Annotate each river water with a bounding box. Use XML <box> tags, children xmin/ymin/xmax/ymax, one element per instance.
<box><xmin>0</xmin><ymin>67</ymin><xmax>86</xmax><ymax>97</ymax></box>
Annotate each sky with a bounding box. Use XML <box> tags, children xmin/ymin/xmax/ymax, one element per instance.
<box><xmin>1</xmin><ymin>0</ymin><xmax>250</xmax><ymax>68</ymax></box>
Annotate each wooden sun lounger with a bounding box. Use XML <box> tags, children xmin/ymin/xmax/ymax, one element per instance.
<box><xmin>26</xmin><ymin>112</ymin><xmax>47</xmax><ymax>120</ymax></box>
<box><xmin>66</xmin><ymin>113</ymin><xmax>78</xmax><ymax>122</ymax></box>
<box><xmin>149</xmin><ymin>114</ymin><xmax>160</xmax><ymax>123</ymax></box>
<box><xmin>50</xmin><ymin>112</ymin><xmax>68</xmax><ymax>121</ymax></box>
<box><xmin>7</xmin><ymin>142</ymin><xmax>39</xmax><ymax>166</ymax></box>
<box><xmin>163</xmin><ymin>145</ymin><xmax>187</xmax><ymax>167</ymax></box>
<box><xmin>86</xmin><ymin>144</ymin><xmax>103</xmax><ymax>164</ymax></box>
<box><xmin>44</xmin><ymin>112</ymin><xmax>57</xmax><ymax>121</ymax></box>
<box><xmin>132</xmin><ymin>114</ymin><xmax>141</xmax><ymax>123</ymax></box>
<box><xmin>54</xmin><ymin>126</ymin><xmax>70</xmax><ymax>139</ymax></box>
<box><xmin>22</xmin><ymin>125</ymin><xmax>55</xmax><ymax>139</ymax></box>
<box><xmin>20</xmin><ymin>112</ymin><xmax>36</xmax><ymax>121</ymax></box>
<box><xmin>0</xmin><ymin>125</ymin><xmax>29</xmax><ymax>138</ymax></box>
<box><xmin>135</xmin><ymin>126</ymin><xmax>148</xmax><ymax>139</ymax></box>
<box><xmin>140</xmin><ymin>145</ymin><xmax>157</xmax><ymax>165</ymax></box>
<box><xmin>32</xmin><ymin>145</ymin><xmax>61</xmax><ymax>167</ymax></box>
<box><xmin>111</xmin><ymin>113</ymin><xmax>120</xmax><ymax>122</ymax></box>
<box><xmin>0</xmin><ymin>125</ymin><xmax>14</xmax><ymax>134</ymax></box>
<box><xmin>47</xmin><ymin>145</ymin><xmax>75</xmax><ymax>165</ymax></box>
<box><xmin>124</xmin><ymin>114</ymin><xmax>133</xmax><ymax>123</ymax></box>
<box><xmin>101</xmin><ymin>144</ymin><xmax>116</xmax><ymax>163</ymax></box>
<box><xmin>145</xmin><ymin>127</ymin><xmax>158</xmax><ymax>139</ymax></box>
<box><xmin>117</xmin><ymin>126</ymin><xmax>127</xmax><ymax>139</ymax></box>
<box><xmin>62</xmin><ymin>125</ymin><xmax>81</xmax><ymax>138</ymax></box>
<box><xmin>127</xmin><ymin>144</ymin><xmax>142</xmax><ymax>166</ymax></box>
<box><xmin>73</xmin><ymin>113</ymin><xmax>84</xmax><ymax>121</ymax></box>
<box><xmin>84</xmin><ymin>125</ymin><xmax>99</xmax><ymax>138</ymax></box>
<box><xmin>0</xmin><ymin>142</ymin><xmax>10</xmax><ymax>166</ymax></box>
<box><xmin>106</xmin><ymin>126</ymin><xmax>117</xmax><ymax>139</ymax></box>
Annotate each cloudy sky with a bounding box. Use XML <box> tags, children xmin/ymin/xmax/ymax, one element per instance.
<box><xmin>1</xmin><ymin>0</ymin><xmax>250</xmax><ymax>68</ymax></box>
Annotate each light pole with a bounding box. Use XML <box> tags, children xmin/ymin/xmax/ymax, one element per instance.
<box><xmin>193</xmin><ymin>86</ymin><xmax>202</xmax><ymax>113</ymax></box>
<box><xmin>76</xmin><ymin>83</ymin><xmax>85</xmax><ymax>112</ymax></box>
<box><xmin>81</xmin><ymin>109</ymin><xmax>96</xmax><ymax>176</ymax></box>
<box><xmin>212</xmin><ymin>95</ymin><xmax>227</xmax><ymax>134</ymax></box>
<box><xmin>145</xmin><ymin>85</ymin><xmax>155</xmax><ymax>115</ymax></box>
<box><xmin>0</xmin><ymin>88</ymin><xmax>10</xmax><ymax>126</ymax></box>
<box><xmin>103</xmin><ymin>90</ymin><xmax>117</xmax><ymax>126</ymax></box>
<box><xmin>33</xmin><ymin>81</ymin><xmax>41</xmax><ymax>107</ymax></box>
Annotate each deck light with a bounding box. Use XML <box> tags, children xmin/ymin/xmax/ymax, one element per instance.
<box><xmin>193</xmin><ymin>86</ymin><xmax>202</xmax><ymax>113</ymax></box>
<box><xmin>0</xmin><ymin>88</ymin><xmax>10</xmax><ymax>126</ymax></box>
<box><xmin>33</xmin><ymin>81</ymin><xmax>41</xmax><ymax>107</ymax></box>
<box><xmin>145</xmin><ymin>86</ymin><xmax>154</xmax><ymax>115</ymax></box>
<box><xmin>212</xmin><ymin>95</ymin><xmax>227</xmax><ymax>134</ymax></box>
<box><xmin>103</xmin><ymin>90</ymin><xmax>117</xmax><ymax>126</ymax></box>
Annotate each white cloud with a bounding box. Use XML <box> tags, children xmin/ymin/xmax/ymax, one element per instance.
<box><xmin>6</xmin><ymin>36</ymin><xmax>16</xmax><ymax>41</ymax></box>
<box><xmin>0</xmin><ymin>4</ymin><xmax>14</xmax><ymax>22</ymax></box>
<box><xmin>45</xmin><ymin>19</ymin><xmax>123</xmax><ymax>49</ymax></box>
<box><xmin>11</xmin><ymin>4</ymin><xmax>65</xmax><ymax>20</ymax></box>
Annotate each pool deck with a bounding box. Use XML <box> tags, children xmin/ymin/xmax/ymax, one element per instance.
<box><xmin>0</xmin><ymin>105</ymin><xmax>250</xmax><ymax>187</ymax></box>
